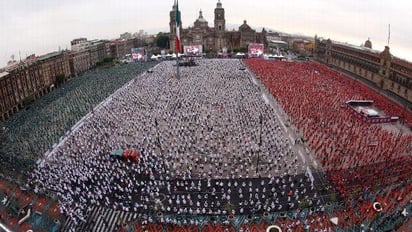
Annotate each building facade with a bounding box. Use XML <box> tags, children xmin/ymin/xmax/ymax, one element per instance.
<box><xmin>314</xmin><ymin>37</ymin><xmax>412</xmax><ymax>105</ymax></box>
<box><xmin>69</xmin><ymin>50</ymin><xmax>91</xmax><ymax>76</ymax></box>
<box><xmin>37</xmin><ymin>51</ymin><xmax>71</xmax><ymax>88</ymax></box>
<box><xmin>107</xmin><ymin>39</ymin><xmax>136</xmax><ymax>59</ymax></box>
<box><xmin>1</xmin><ymin>38</ymin><xmax>108</xmax><ymax>121</ymax></box>
<box><xmin>169</xmin><ymin>0</ymin><xmax>266</xmax><ymax>53</ymax></box>
<box><xmin>0</xmin><ymin>51</ymin><xmax>71</xmax><ymax>121</ymax></box>
<box><xmin>70</xmin><ymin>38</ymin><xmax>107</xmax><ymax>68</ymax></box>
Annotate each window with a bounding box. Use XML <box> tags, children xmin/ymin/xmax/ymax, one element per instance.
<box><xmin>219</xmin><ymin>25</ymin><xmax>222</xmax><ymax>31</ymax></box>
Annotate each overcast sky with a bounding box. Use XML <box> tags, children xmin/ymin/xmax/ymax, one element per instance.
<box><xmin>1</xmin><ymin>0</ymin><xmax>411</xmax><ymax>67</ymax></box>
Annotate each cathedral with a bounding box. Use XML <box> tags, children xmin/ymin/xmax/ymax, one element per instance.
<box><xmin>169</xmin><ymin>0</ymin><xmax>267</xmax><ymax>53</ymax></box>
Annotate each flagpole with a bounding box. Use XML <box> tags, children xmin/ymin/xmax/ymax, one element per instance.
<box><xmin>175</xmin><ymin>0</ymin><xmax>181</xmax><ymax>80</ymax></box>
<box><xmin>387</xmin><ymin>24</ymin><xmax>390</xmax><ymax>46</ymax></box>
<box><xmin>176</xmin><ymin>51</ymin><xmax>180</xmax><ymax>79</ymax></box>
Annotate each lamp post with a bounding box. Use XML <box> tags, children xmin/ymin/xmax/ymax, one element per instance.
<box><xmin>256</xmin><ymin>113</ymin><xmax>263</xmax><ymax>175</ymax></box>
<box><xmin>176</xmin><ymin>51</ymin><xmax>180</xmax><ymax>79</ymax></box>
<box><xmin>154</xmin><ymin>117</ymin><xmax>163</xmax><ymax>152</ymax></box>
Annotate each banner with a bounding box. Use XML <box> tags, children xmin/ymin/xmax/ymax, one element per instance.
<box><xmin>131</xmin><ymin>48</ymin><xmax>145</xmax><ymax>61</ymax></box>
<box><xmin>184</xmin><ymin>45</ymin><xmax>203</xmax><ymax>56</ymax></box>
<box><xmin>248</xmin><ymin>43</ymin><xmax>264</xmax><ymax>58</ymax></box>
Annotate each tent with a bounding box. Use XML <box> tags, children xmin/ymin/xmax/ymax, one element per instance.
<box><xmin>111</xmin><ymin>148</ymin><xmax>140</xmax><ymax>163</ymax></box>
<box><xmin>151</xmin><ymin>54</ymin><xmax>161</xmax><ymax>60</ymax></box>
<box><xmin>110</xmin><ymin>149</ymin><xmax>123</xmax><ymax>158</ymax></box>
<box><xmin>123</xmin><ymin>149</ymin><xmax>140</xmax><ymax>163</ymax></box>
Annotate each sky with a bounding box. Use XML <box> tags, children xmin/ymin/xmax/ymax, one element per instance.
<box><xmin>0</xmin><ymin>0</ymin><xmax>411</xmax><ymax>67</ymax></box>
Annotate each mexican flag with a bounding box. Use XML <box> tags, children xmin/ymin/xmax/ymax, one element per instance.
<box><xmin>175</xmin><ymin>0</ymin><xmax>181</xmax><ymax>53</ymax></box>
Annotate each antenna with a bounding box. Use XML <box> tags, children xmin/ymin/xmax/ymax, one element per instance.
<box><xmin>387</xmin><ymin>24</ymin><xmax>390</xmax><ymax>46</ymax></box>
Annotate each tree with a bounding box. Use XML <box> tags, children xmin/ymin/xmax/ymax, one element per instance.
<box><xmin>233</xmin><ymin>47</ymin><xmax>247</xmax><ymax>53</ymax></box>
<box><xmin>156</xmin><ymin>32</ymin><xmax>170</xmax><ymax>49</ymax></box>
<box><xmin>22</xmin><ymin>96</ymin><xmax>35</xmax><ymax>106</ymax></box>
<box><xmin>102</xmin><ymin>57</ymin><xmax>114</xmax><ymax>63</ymax></box>
<box><xmin>55</xmin><ymin>74</ymin><xmax>65</xmax><ymax>86</ymax></box>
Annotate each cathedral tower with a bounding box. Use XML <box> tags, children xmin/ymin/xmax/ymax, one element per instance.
<box><xmin>214</xmin><ymin>0</ymin><xmax>225</xmax><ymax>33</ymax></box>
<box><xmin>214</xmin><ymin>0</ymin><xmax>226</xmax><ymax>51</ymax></box>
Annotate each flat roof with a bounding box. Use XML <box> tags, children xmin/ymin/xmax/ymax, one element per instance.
<box><xmin>37</xmin><ymin>51</ymin><xmax>63</xmax><ymax>61</ymax></box>
<box><xmin>0</xmin><ymin>71</ymin><xmax>9</xmax><ymax>79</ymax></box>
<box><xmin>333</xmin><ymin>41</ymin><xmax>380</xmax><ymax>55</ymax></box>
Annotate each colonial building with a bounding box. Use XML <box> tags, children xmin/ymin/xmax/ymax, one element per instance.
<box><xmin>314</xmin><ymin>37</ymin><xmax>412</xmax><ymax>105</ymax></box>
<box><xmin>37</xmin><ymin>51</ymin><xmax>71</xmax><ymax>88</ymax></box>
<box><xmin>169</xmin><ymin>0</ymin><xmax>267</xmax><ymax>53</ymax></box>
<box><xmin>69</xmin><ymin>49</ymin><xmax>90</xmax><ymax>76</ymax></box>
<box><xmin>107</xmin><ymin>39</ymin><xmax>136</xmax><ymax>59</ymax></box>
<box><xmin>0</xmin><ymin>51</ymin><xmax>71</xmax><ymax>121</ymax></box>
<box><xmin>0</xmin><ymin>38</ymin><xmax>108</xmax><ymax>121</ymax></box>
<box><xmin>70</xmin><ymin>38</ymin><xmax>107</xmax><ymax>69</ymax></box>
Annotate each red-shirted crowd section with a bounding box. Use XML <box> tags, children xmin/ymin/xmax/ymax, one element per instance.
<box><xmin>244</xmin><ymin>59</ymin><xmax>412</xmax><ymax>202</ymax></box>
<box><xmin>0</xmin><ymin>178</ymin><xmax>64</xmax><ymax>232</ymax></box>
<box><xmin>114</xmin><ymin>59</ymin><xmax>412</xmax><ymax>232</ymax></box>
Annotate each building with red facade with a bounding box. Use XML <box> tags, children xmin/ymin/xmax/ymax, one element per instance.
<box><xmin>315</xmin><ymin>37</ymin><xmax>412</xmax><ymax>106</ymax></box>
<box><xmin>0</xmin><ymin>51</ymin><xmax>70</xmax><ymax>121</ymax></box>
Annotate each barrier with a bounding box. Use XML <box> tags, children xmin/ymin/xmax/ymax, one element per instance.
<box><xmin>266</xmin><ymin>225</ymin><xmax>282</xmax><ymax>232</ymax></box>
<box><xmin>373</xmin><ymin>202</ymin><xmax>382</xmax><ymax>212</ymax></box>
<box><xmin>18</xmin><ymin>208</ymin><xmax>31</xmax><ymax>225</ymax></box>
<box><xmin>346</xmin><ymin>103</ymin><xmax>396</xmax><ymax>124</ymax></box>
<box><xmin>0</xmin><ymin>223</ymin><xmax>13</xmax><ymax>232</ymax></box>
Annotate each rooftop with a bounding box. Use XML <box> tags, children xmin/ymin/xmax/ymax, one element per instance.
<box><xmin>37</xmin><ymin>51</ymin><xmax>64</xmax><ymax>61</ymax></box>
<box><xmin>0</xmin><ymin>71</ymin><xmax>9</xmax><ymax>80</ymax></box>
<box><xmin>332</xmin><ymin>40</ymin><xmax>381</xmax><ymax>55</ymax></box>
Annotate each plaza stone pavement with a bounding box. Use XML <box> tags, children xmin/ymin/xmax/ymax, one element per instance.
<box><xmin>28</xmin><ymin>59</ymin><xmax>333</xmax><ymax>225</ymax></box>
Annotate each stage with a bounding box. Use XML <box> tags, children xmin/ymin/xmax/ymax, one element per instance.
<box><xmin>346</xmin><ymin>100</ymin><xmax>399</xmax><ymax>124</ymax></box>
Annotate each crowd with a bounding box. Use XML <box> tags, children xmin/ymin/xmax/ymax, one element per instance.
<box><xmin>0</xmin><ymin>62</ymin><xmax>156</xmax><ymax>177</ymax></box>
<box><xmin>0</xmin><ymin>176</ymin><xmax>63</xmax><ymax>232</ymax></box>
<box><xmin>244</xmin><ymin>59</ymin><xmax>412</xmax><ymax>203</ymax></box>
<box><xmin>0</xmin><ymin>57</ymin><xmax>406</xmax><ymax>231</ymax></box>
<box><xmin>28</xmin><ymin>59</ymin><xmax>333</xmax><ymax>226</ymax></box>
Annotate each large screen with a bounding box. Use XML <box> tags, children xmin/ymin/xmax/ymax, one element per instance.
<box><xmin>183</xmin><ymin>45</ymin><xmax>203</xmax><ymax>56</ymax></box>
<box><xmin>131</xmin><ymin>48</ymin><xmax>145</xmax><ymax>61</ymax></box>
<box><xmin>248</xmin><ymin>43</ymin><xmax>264</xmax><ymax>58</ymax></box>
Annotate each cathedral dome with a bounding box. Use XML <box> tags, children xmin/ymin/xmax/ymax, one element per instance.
<box><xmin>239</xmin><ymin>20</ymin><xmax>252</xmax><ymax>30</ymax></box>
<box><xmin>196</xmin><ymin>9</ymin><xmax>208</xmax><ymax>23</ymax></box>
<box><xmin>364</xmin><ymin>38</ymin><xmax>372</xmax><ymax>49</ymax></box>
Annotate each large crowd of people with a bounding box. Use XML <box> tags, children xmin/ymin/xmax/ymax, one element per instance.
<box><xmin>0</xmin><ymin>176</ymin><xmax>63</xmax><ymax>232</ymax></box>
<box><xmin>28</xmin><ymin>59</ymin><xmax>333</xmax><ymax>226</ymax></box>
<box><xmin>1</xmin><ymin>57</ymin><xmax>410</xmax><ymax>231</ymax></box>
<box><xmin>0</xmin><ymin>62</ymin><xmax>156</xmax><ymax>177</ymax></box>
<box><xmin>245</xmin><ymin>59</ymin><xmax>412</xmax><ymax>206</ymax></box>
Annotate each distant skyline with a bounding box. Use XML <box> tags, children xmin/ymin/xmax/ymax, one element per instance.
<box><xmin>1</xmin><ymin>0</ymin><xmax>411</xmax><ymax>67</ymax></box>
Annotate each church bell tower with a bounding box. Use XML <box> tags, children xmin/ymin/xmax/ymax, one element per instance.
<box><xmin>214</xmin><ymin>0</ymin><xmax>226</xmax><ymax>51</ymax></box>
<box><xmin>214</xmin><ymin>0</ymin><xmax>225</xmax><ymax>33</ymax></box>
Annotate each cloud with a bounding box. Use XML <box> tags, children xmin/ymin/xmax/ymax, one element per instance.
<box><xmin>1</xmin><ymin>0</ymin><xmax>411</xmax><ymax>65</ymax></box>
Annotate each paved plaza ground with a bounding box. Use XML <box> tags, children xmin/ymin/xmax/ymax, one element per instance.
<box><xmin>1</xmin><ymin>58</ymin><xmax>410</xmax><ymax>231</ymax></box>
